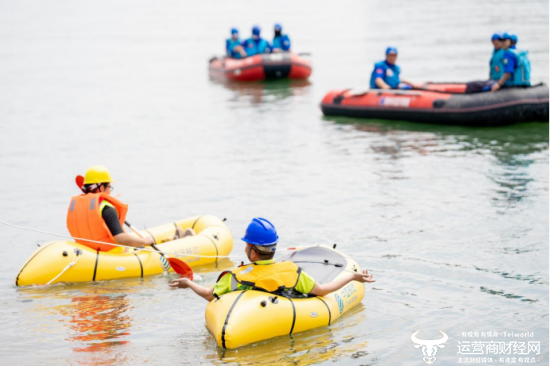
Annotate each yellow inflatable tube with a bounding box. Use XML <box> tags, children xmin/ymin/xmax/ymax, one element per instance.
<box><xmin>205</xmin><ymin>245</ymin><xmax>365</xmax><ymax>349</ymax></box>
<box><xmin>16</xmin><ymin>215</ymin><xmax>233</xmax><ymax>286</ymax></box>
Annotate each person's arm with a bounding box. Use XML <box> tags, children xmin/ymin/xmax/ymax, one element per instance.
<box><xmin>375</xmin><ymin>77</ymin><xmax>391</xmax><ymax>89</ymax></box>
<box><xmin>491</xmin><ymin>73</ymin><xmax>511</xmax><ymax>92</ymax></box>
<box><xmin>400</xmin><ymin>79</ymin><xmax>421</xmax><ymax>89</ymax></box>
<box><xmin>309</xmin><ymin>269</ymin><xmax>375</xmax><ymax>296</ymax></box>
<box><xmin>233</xmin><ymin>45</ymin><xmax>247</xmax><ymax>58</ymax></box>
<box><xmin>169</xmin><ymin>278</ymin><xmax>215</xmax><ymax>301</ymax></box>
<box><xmin>493</xmin><ymin>52</ymin><xmax>516</xmax><ymax>92</ymax></box>
<box><xmin>113</xmin><ymin>233</ymin><xmax>155</xmax><ymax>247</ymax></box>
<box><xmin>102</xmin><ymin>206</ymin><xmax>154</xmax><ymax>247</ymax></box>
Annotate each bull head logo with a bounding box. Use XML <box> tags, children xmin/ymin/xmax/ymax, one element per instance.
<box><xmin>411</xmin><ymin>330</ymin><xmax>448</xmax><ymax>364</ymax></box>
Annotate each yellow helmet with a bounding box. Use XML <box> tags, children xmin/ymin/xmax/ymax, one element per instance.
<box><xmin>83</xmin><ymin>165</ymin><xmax>115</xmax><ymax>185</ymax></box>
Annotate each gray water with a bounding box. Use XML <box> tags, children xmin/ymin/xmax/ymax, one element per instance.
<box><xmin>0</xmin><ymin>1</ymin><xmax>548</xmax><ymax>365</ymax></box>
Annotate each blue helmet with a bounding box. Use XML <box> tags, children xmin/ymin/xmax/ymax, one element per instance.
<box><xmin>386</xmin><ymin>46</ymin><xmax>398</xmax><ymax>55</ymax></box>
<box><xmin>231</xmin><ymin>28</ymin><xmax>239</xmax><ymax>35</ymax></box>
<box><xmin>502</xmin><ymin>32</ymin><xmax>518</xmax><ymax>44</ymax></box>
<box><xmin>252</xmin><ymin>26</ymin><xmax>261</xmax><ymax>36</ymax></box>
<box><xmin>274</xmin><ymin>23</ymin><xmax>282</xmax><ymax>31</ymax></box>
<box><xmin>241</xmin><ymin>217</ymin><xmax>278</xmax><ymax>246</ymax></box>
<box><xmin>491</xmin><ymin>32</ymin><xmax>503</xmax><ymax>41</ymax></box>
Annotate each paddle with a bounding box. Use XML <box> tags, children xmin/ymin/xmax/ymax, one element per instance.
<box><xmin>76</xmin><ymin>175</ymin><xmax>85</xmax><ymax>192</ymax></box>
<box><xmin>124</xmin><ymin>220</ymin><xmax>194</xmax><ymax>280</ymax></box>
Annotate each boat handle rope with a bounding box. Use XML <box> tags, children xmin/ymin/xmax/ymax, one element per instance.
<box><xmin>46</xmin><ymin>249</ymin><xmax>83</xmax><ymax>285</ymax></box>
<box><xmin>0</xmin><ymin>220</ymin><xmax>296</xmax><ymax>260</ymax></box>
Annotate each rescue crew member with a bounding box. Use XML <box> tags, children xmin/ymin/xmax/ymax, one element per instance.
<box><xmin>271</xmin><ymin>23</ymin><xmax>291</xmax><ymax>53</ymax></box>
<box><xmin>465</xmin><ymin>32</ymin><xmax>505</xmax><ymax>93</ymax></box>
<box><xmin>369</xmin><ymin>47</ymin><xmax>419</xmax><ymax>90</ymax></box>
<box><xmin>489</xmin><ymin>32</ymin><xmax>505</xmax><ymax>81</ymax></box>
<box><xmin>169</xmin><ymin>217</ymin><xmax>376</xmax><ymax>300</ymax></box>
<box><xmin>226</xmin><ymin>28</ymin><xmax>247</xmax><ymax>59</ymax></box>
<box><xmin>67</xmin><ymin>166</ymin><xmax>194</xmax><ymax>252</ymax></box>
<box><xmin>242</xmin><ymin>26</ymin><xmax>271</xmax><ymax>57</ymax></box>
<box><xmin>491</xmin><ymin>32</ymin><xmax>531</xmax><ymax>92</ymax></box>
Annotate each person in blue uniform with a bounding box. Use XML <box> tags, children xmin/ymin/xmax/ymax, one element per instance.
<box><xmin>491</xmin><ymin>32</ymin><xmax>531</xmax><ymax>92</ymax></box>
<box><xmin>369</xmin><ymin>47</ymin><xmax>419</xmax><ymax>90</ymax></box>
<box><xmin>271</xmin><ymin>23</ymin><xmax>291</xmax><ymax>53</ymax></box>
<box><xmin>465</xmin><ymin>32</ymin><xmax>505</xmax><ymax>93</ymax></box>
<box><xmin>226</xmin><ymin>28</ymin><xmax>246</xmax><ymax>59</ymax></box>
<box><xmin>242</xmin><ymin>26</ymin><xmax>271</xmax><ymax>57</ymax></box>
<box><xmin>489</xmin><ymin>32</ymin><xmax>505</xmax><ymax>80</ymax></box>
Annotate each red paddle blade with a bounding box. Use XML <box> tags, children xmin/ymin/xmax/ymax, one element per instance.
<box><xmin>167</xmin><ymin>258</ymin><xmax>193</xmax><ymax>280</ymax></box>
<box><xmin>76</xmin><ymin>175</ymin><xmax>85</xmax><ymax>189</ymax></box>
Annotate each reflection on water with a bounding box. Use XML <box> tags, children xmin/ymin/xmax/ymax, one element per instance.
<box><xmin>325</xmin><ymin>117</ymin><xmax>549</xmax><ymax>206</ymax></box>
<box><xmin>19</xmin><ymin>283</ymin><xmax>135</xmax><ymax>365</ymax></box>
<box><xmin>60</xmin><ymin>293</ymin><xmax>131</xmax><ymax>352</ymax></box>
<box><xmin>210</xmin><ymin>78</ymin><xmax>311</xmax><ymax>105</ymax></box>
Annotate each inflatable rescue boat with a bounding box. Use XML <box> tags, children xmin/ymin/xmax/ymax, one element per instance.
<box><xmin>209</xmin><ymin>53</ymin><xmax>312</xmax><ymax>81</ymax></box>
<box><xmin>16</xmin><ymin>215</ymin><xmax>233</xmax><ymax>286</ymax></box>
<box><xmin>205</xmin><ymin>245</ymin><xmax>365</xmax><ymax>349</ymax></box>
<box><xmin>321</xmin><ymin>83</ymin><xmax>549</xmax><ymax>126</ymax></box>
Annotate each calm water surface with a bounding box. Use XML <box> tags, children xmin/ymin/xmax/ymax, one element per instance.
<box><xmin>0</xmin><ymin>1</ymin><xmax>548</xmax><ymax>365</ymax></box>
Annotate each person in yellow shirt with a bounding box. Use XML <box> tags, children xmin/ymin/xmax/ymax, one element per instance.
<box><xmin>169</xmin><ymin>217</ymin><xmax>375</xmax><ymax>299</ymax></box>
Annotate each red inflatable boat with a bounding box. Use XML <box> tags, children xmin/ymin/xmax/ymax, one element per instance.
<box><xmin>209</xmin><ymin>53</ymin><xmax>312</xmax><ymax>82</ymax></box>
<box><xmin>320</xmin><ymin>83</ymin><xmax>549</xmax><ymax>126</ymax></box>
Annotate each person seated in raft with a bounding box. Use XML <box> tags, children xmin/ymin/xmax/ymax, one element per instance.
<box><xmin>226</xmin><ymin>27</ymin><xmax>247</xmax><ymax>59</ymax></box>
<box><xmin>67</xmin><ymin>165</ymin><xmax>194</xmax><ymax>253</ymax></box>
<box><xmin>465</xmin><ymin>32</ymin><xmax>505</xmax><ymax>93</ymax></box>
<box><xmin>491</xmin><ymin>32</ymin><xmax>531</xmax><ymax>92</ymax></box>
<box><xmin>271</xmin><ymin>23</ymin><xmax>291</xmax><ymax>53</ymax></box>
<box><xmin>241</xmin><ymin>26</ymin><xmax>271</xmax><ymax>57</ymax></box>
<box><xmin>169</xmin><ymin>217</ymin><xmax>376</xmax><ymax>299</ymax></box>
<box><xmin>489</xmin><ymin>32</ymin><xmax>505</xmax><ymax>81</ymax></box>
<box><xmin>369</xmin><ymin>47</ymin><xmax>420</xmax><ymax>90</ymax></box>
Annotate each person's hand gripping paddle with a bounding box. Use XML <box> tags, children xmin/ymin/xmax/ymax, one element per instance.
<box><xmin>125</xmin><ymin>221</ymin><xmax>194</xmax><ymax>280</ymax></box>
<box><xmin>75</xmin><ymin>174</ymin><xmax>193</xmax><ymax>279</ymax></box>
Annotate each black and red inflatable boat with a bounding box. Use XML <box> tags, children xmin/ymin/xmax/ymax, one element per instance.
<box><xmin>320</xmin><ymin>83</ymin><xmax>549</xmax><ymax>126</ymax></box>
<box><xmin>209</xmin><ymin>53</ymin><xmax>312</xmax><ymax>82</ymax></box>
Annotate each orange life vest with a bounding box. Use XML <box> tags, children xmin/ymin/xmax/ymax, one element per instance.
<box><xmin>66</xmin><ymin>193</ymin><xmax>128</xmax><ymax>251</ymax></box>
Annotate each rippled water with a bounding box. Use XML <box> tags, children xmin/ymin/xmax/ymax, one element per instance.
<box><xmin>0</xmin><ymin>0</ymin><xmax>548</xmax><ymax>365</ymax></box>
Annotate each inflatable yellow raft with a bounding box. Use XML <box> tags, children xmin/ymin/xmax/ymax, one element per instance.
<box><xmin>16</xmin><ymin>215</ymin><xmax>233</xmax><ymax>286</ymax></box>
<box><xmin>205</xmin><ymin>245</ymin><xmax>365</xmax><ymax>349</ymax></box>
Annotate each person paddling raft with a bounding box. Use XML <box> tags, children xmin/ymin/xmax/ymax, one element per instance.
<box><xmin>67</xmin><ymin>165</ymin><xmax>194</xmax><ymax>253</ymax></box>
<box><xmin>169</xmin><ymin>217</ymin><xmax>375</xmax><ymax>299</ymax></box>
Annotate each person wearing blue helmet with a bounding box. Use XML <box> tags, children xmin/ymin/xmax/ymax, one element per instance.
<box><xmin>369</xmin><ymin>47</ymin><xmax>420</xmax><ymax>90</ymax></box>
<box><xmin>226</xmin><ymin>28</ymin><xmax>246</xmax><ymax>59</ymax></box>
<box><xmin>169</xmin><ymin>217</ymin><xmax>376</xmax><ymax>300</ymax></box>
<box><xmin>241</xmin><ymin>26</ymin><xmax>271</xmax><ymax>57</ymax></box>
<box><xmin>271</xmin><ymin>23</ymin><xmax>291</xmax><ymax>53</ymax></box>
<box><xmin>491</xmin><ymin>32</ymin><xmax>531</xmax><ymax>92</ymax></box>
<box><xmin>489</xmin><ymin>32</ymin><xmax>505</xmax><ymax>80</ymax></box>
<box><xmin>465</xmin><ymin>32</ymin><xmax>506</xmax><ymax>93</ymax></box>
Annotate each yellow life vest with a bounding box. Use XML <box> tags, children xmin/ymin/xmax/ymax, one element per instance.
<box><xmin>226</xmin><ymin>261</ymin><xmax>302</xmax><ymax>293</ymax></box>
